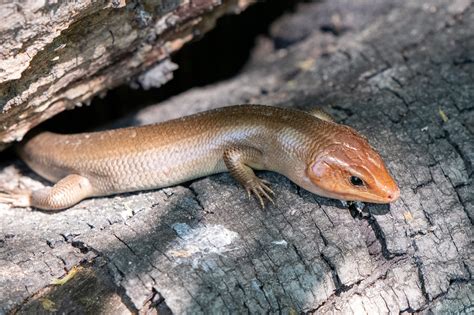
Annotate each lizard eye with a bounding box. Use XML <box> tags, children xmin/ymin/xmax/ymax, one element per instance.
<box><xmin>350</xmin><ymin>176</ymin><xmax>364</xmax><ymax>187</ymax></box>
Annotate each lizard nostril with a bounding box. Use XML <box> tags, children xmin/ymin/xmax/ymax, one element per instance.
<box><xmin>389</xmin><ymin>186</ymin><xmax>401</xmax><ymax>202</ymax></box>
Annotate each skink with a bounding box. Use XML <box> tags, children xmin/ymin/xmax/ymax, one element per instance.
<box><xmin>0</xmin><ymin>105</ymin><xmax>400</xmax><ymax>210</ymax></box>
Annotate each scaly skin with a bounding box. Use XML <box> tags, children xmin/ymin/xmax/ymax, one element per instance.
<box><xmin>1</xmin><ymin>105</ymin><xmax>400</xmax><ymax>210</ymax></box>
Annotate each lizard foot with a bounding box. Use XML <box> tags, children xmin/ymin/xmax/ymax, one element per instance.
<box><xmin>0</xmin><ymin>189</ymin><xmax>31</xmax><ymax>208</ymax></box>
<box><xmin>245</xmin><ymin>178</ymin><xmax>275</xmax><ymax>209</ymax></box>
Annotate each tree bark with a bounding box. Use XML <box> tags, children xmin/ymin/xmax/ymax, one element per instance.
<box><xmin>0</xmin><ymin>0</ymin><xmax>252</xmax><ymax>147</ymax></box>
<box><xmin>1</xmin><ymin>0</ymin><xmax>473</xmax><ymax>314</ymax></box>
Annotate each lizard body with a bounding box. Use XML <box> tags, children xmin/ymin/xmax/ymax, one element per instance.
<box><xmin>1</xmin><ymin>105</ymin><xmax>399</xmax><ymax>210</ymax></box>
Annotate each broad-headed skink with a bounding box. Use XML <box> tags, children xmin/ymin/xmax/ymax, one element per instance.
<box><xmin>0</xmin><ymin>105</ymin><xmax>399</xmax><ymax>210</ymax></box>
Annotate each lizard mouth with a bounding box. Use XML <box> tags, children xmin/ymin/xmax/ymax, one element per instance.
<box><xmin>343</xmin><ymin>184</ymin><xmax>400</xmax><ymax>204</ymax></box>
<box><xmin>301</xmin><ymin>179</ymin><xmax>400</xmax><ymax>204</ymax></box>
<box><xmin>303</xmin><ymin>169</ymin><xmax>401</xmax><ymax>204</ymax></box>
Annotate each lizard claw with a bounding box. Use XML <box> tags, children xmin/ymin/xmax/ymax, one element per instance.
<box><xmin>0</xmin><ymin>190</ymin><xmax>31</xmax><ymax>208</ymax></box>
<box><xmin>245</xmin><ymin>178</ymin><xmax>275</xmax><ymax>209</ymax></box>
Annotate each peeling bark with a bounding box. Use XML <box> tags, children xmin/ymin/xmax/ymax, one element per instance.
<box><xmin>0</xmin><ymin>0</ymin><xmax>252</xmax><ymax>146</ymax></box>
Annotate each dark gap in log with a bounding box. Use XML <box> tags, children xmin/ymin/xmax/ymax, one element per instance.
<box><xmin>43</xmin><ymin>0</ymin><xmax>303</xmax><ymax>134</ymax></box>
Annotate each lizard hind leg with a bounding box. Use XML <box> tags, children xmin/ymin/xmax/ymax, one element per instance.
<box><xmin>0</xmin><ymin>189</ymin><xmax>32</xmax><ymax>208</ymax></box>
<box><xmin>0</xmin><ymin>174</ymin><xmax>94</xmax><ymax>211</ymax></box>
<box><xmin>31</xmin><ymin>174</ymin><xmax>94</xmax><ymax>211</ymax></box>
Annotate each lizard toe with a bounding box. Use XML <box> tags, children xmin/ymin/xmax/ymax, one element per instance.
<box><xmin>245</xmin><ymin>178</ymin><xmax>274</xmax><ymax>208</ymax></box>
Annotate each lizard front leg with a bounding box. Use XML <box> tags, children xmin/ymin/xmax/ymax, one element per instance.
<box><xmin>223</xmin><ymin>146</ymin><xmax>274</xmax><ymax>208</ymax></box>
<box><xmin>0</xmin><ymin>174</ymin><xmax>93</xmax><ymax>211</ymax></box>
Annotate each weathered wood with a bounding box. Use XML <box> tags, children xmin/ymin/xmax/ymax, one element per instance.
<box><xmin>1</xmin><ymin>0</ymin><xmax>473</xmax><ymax>313</ymax></box>
<box><xmin>0</xmin><ymin>0</ymin><xmax>252</xmax><ymax>147</ymax></box>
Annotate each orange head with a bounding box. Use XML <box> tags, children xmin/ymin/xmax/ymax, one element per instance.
<box><xmin>305</xmin><ymin>126</ymin><xmax>400</xmax><ymax>204</ymax></box>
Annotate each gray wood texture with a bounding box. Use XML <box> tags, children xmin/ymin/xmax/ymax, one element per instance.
<box><xmin>1</xmin><ymin>0</ymin><xmax>473</xmax><ymax>313</ymax></box>
<box><xmin>0</xmin><ymin>0</ymin><xmax>252</xmax><ymax>148</ymax></box>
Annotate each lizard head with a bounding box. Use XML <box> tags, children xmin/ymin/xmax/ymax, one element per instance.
<box><xmin>305</xmin><ymin>125</ymin><xmax>400</xmax><ymax>204</ymax></box>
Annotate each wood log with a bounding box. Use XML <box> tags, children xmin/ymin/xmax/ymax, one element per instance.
<box><xmin>0</xmin><ymin>0</ymin><xmax>252</xmax><ymax>147</ymax></box>
<box><xmin>1</xmin><ymin>0</ymin><xmax>472</xmax><ymax>313</ymax></box>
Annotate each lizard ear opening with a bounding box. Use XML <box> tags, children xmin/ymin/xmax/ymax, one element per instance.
<box><xmin>309</xmin><ymin>158</ymin><xmax>331</xmax><ymax>185</ymax></box>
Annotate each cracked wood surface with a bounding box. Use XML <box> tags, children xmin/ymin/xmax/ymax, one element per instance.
<box><xmin>1</xmin><ymin>0</ymin><xmax>473</xmax><ymax>313</ymax></box>
<box><xmin>0</xmin><ymin>0</ymin><xmax>252</xmax><ymax>146</ymax></box>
